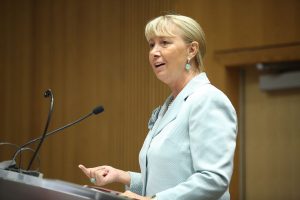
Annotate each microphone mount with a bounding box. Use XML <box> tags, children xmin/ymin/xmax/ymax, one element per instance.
<box><xmin>27</xmin><ymin>89</ymin><xmax>54</xmax><ymax>171</ymax></box>
<box><xmin>3</xmin><ymin>87</ymin><xmax>104</xmax><ymax>177</ymax></box>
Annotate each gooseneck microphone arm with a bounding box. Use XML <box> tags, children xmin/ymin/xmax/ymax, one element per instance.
<box><xmin>12</xmin><ymin>105</ymin><xmax>105</xmax><ymax>164</ymax></box>
<box><xmin>27</xmin><ymin>89</ymin><xmax>54</xmax><ymax>170</ymax></box>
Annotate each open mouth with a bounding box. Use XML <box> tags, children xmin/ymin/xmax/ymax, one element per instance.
<box><xmin>154</xmin><ymin>63</ymin><xmax>165</xmax><ymax>68</ymax></box>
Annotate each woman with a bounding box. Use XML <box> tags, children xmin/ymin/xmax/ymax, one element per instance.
<box><xmin>79</xmin><ymin>14</ymin><xmax>237</xmax><ymax>200</ymax></box>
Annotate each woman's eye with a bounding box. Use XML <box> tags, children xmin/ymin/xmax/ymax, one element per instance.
<box><xmin>161</xmin><ymin>40</ymin><xmax>170</xmax><ymax>46</ymax></box>
<box><xmin>149</xmin><ymin>43</ymin><xmax>154</xmax><ymax>48</ymax></box>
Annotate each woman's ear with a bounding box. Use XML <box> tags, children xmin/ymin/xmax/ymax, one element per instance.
<box><xmin>188</xmin><ymin>41</ymin><xmax>199</xmax><ymax>59</ymax></box>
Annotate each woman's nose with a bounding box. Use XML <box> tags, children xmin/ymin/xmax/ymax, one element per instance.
<box><xmin>150</xmin><ymin>45</ymin><xmax>161</xmax><ymax>57</ymax></box>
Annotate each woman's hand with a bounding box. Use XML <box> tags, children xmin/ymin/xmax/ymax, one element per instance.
<box><xmin>122</xmin><ymin>190</ymin><xmax>152</xmax><ymax>200</ymax></box>
<box><xmin>78</xmin><ymin>164</ymin><xmax>130</xmax><ymax>186</ymax></box>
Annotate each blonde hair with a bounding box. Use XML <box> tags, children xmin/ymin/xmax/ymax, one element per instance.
<box><xmin>145</xmin><ymin>14</ymin><xmax>206</xmax><ymax>71</ymax></box>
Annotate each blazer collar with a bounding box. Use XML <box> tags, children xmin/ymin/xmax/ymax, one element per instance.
<box><xmin>153</xmin><ymin>72</ymin><xmax>210</xmax><ymax>136</ymax></box>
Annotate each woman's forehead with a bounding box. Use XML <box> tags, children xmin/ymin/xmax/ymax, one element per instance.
<box><xmin>147</xmin><ymin>35</ymin><xmax>175</xmax><ymax>42</ymax></box>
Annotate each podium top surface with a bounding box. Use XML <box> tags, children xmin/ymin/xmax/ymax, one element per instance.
<box><xmin>0</xmin><ymin>168</ymin><xmax>129</xmax><ymax>200</ymax></box>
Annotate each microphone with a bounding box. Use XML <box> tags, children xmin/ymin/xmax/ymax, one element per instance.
<box><xmin>92</xmin><ymin>106</ymin><xmax>105</xmax><ymax>115</ymax></box>
<box><xmin>7</xmin><ymin>105</ymin><xmax>104</xmax><ymax>175</ymax></box>
<box><xmin>27</xmin><ymin>89</ymin><xmax>54</xmax><ymax>171</ymax></box>
<box><xmin>15</xmin><ymin>105</ymin><xmax>104</xmax><ymax>158</ymax></box>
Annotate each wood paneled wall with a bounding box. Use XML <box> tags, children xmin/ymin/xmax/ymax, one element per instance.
<box><xmin>0</xmin><ymin>0</ymin><xmax>174</xmax><ymax>191</ymax></box>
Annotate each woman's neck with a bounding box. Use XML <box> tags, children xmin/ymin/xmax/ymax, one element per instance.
<box><xmin>170</xmin><ymin>71</ymin><xmax>199</xmax><ymax>98</ymax></box>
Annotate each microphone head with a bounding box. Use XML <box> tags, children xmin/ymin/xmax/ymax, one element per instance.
<box><xmin>92</xmin><ymin>106</ymin><xmax>104</xmax><ymax>115</ymax></box>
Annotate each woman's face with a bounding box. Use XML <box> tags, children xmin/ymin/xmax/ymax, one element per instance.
<box><xmin>148</xmin><ymin>28</ymin><xmax>189</xmax><ymax>86</ymax></box>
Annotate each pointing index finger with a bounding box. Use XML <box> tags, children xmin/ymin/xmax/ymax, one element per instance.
<box><xmin>78</xmin><ymin>164</ymin><xmax>91</xmax><ymax>178</ymax></box>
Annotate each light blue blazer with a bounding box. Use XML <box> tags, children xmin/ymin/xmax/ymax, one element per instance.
<box><xmin>128</xmin><ymin>73</ymin><xmax>237</xmax><ymax>200</ymax></box>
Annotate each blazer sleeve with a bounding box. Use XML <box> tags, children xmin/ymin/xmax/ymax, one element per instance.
<box><xmin>126</xmin><ymin>171</ymin><xmax>143</xmax><ymax>195</ymax></box>
<box><xmin>155</xmin><ymin>87</ymin><xmax>238</xmax><ymax>200</ymax></box>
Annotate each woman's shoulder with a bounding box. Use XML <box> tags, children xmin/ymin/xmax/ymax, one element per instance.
<box><xmin>191</xmin><ymin>83</ymin><xmax>228</xmax><ymax>100</ymax></box>
<box><xmin>187</xmin><ymin>83</ymin><xmax>235</xmax><ymax>109</ymax></box>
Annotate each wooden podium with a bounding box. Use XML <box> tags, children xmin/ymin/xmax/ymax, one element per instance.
<box><xmin>0</xmin><ymin>168</ymin><xmax>128</xmax><ymax>200</ymax></box>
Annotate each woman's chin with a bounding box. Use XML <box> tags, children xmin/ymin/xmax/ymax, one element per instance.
<box><xmin>155</xmin><ymin>74</ymin><xmax>171</xmax><ymax>85</ymax></box>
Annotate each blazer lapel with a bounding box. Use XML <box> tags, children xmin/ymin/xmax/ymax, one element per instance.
<box><xmin>153</xmin><ymin>96</ymin><xmax>182</xmax><ymax>137</ymax></box>
<box><xmin>153</xmin><ymin>73</ymin><xmax>211</xmax><ymax>137</ymax></box>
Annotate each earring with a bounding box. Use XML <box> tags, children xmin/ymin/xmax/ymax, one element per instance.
<box><xmin>185</xmin><ymin>58</ymin><xmax>191</xmax><ymax>72</ymax></box>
